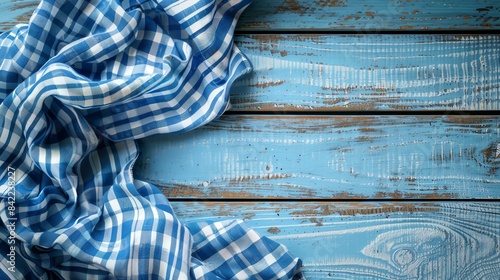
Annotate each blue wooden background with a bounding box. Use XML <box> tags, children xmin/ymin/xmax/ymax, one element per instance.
<box><xmin>2</xmin><ymin>0</ymin><xmax>499</xmax><ymax>278</ymax></box>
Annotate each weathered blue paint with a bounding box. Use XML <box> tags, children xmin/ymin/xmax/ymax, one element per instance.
<box><xmin>2</xmin><ymin>0</ymin><xmax>500</xmax><ymax>32</ymax></box>
<box><xmin>238</xmin><ymin>0</ymin><xmax>500</xmax><ymax>31</ymax></box>
<box><xmin>231</xmin><ymin>34</ymin><xmax>500</xmax><ymax>111</ymax></box>
<box><xmin>134</xmin><ymin>115</ymin><xmax>500</xmax><ymax>199</ymax></box>
<box><xmin>0</xmin><ymin>1</ymin><xmax>39</xmax><ymax>31</ymax></box>
<box><xmin>173</xmin><ymin>201</ymin><xmax>500</xmax><ymax>279</ymax></box>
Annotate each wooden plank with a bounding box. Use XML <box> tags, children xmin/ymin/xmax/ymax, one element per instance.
<box><xmin>230</xmin><ymin>34</ymin><xmax>500</xmax><ymax>112</ymax></box>
<box><xmin>0</xmin><ymin>1</ymin><xmax>39</xmax><ymax>31</ymax></box>
<box><xmin>134</xmin><ymin>115</ymin><xmax>500</xmax><ymax>200</ymax></box>
<box><xmin>172</xmin><ymin>201</ymin><xmax>500</xmax><ymax>279</ymax></box>
<box><xmin>238</xmin><ymin>0</ymin><xmax>500</xmax><ymax>31</ymax></box>
<box><xmin>2</xmin><ymin>0</ymin><xmax>500</xmax><ymax>33</ymax></box>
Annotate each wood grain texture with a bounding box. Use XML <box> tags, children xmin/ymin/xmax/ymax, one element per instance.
<box><xmin>2</xmin><ymin>0</ymin><xmax>500</xmax><ymax>33</ymax></box>
<box><xmin>173</xmin><ymin>201</ymin><xmax>500</xmax><ymax>279</ymax></box>
<box><xmin>237</xmin><ymin>0</ymin><xmax>500</xmax><ymax>31</ymax></box>
<box><xmin>231</xmin><ymin>34</ymin><xmax>500</xmax><ymax>111</ymax></box>
<box><xmin>0</xmin><ymin>0</ymin><xmax>38</xmax><ymax>31</ymax></box>
<box><xmin>134</xmin><ymin>115</ymin><xmax>500</xmax><ymax>199</ymax></box>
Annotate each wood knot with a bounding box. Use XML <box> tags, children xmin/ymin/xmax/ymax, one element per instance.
<box><xmin>392</xmin><ymin>248</ymin><xmax>416</xmax><ymax>267</ymax></box>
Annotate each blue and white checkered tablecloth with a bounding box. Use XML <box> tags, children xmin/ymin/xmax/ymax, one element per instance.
<box><xmin>0</xmin><ymin>0</ymin><xmax>303</xmax><ymax>278</ymax></box>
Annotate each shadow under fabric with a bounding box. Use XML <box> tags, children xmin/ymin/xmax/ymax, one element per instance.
<box><xmin>0</xmin><ymin>0</ymin><xmax>303</xmax><ymax>278</ymax></box>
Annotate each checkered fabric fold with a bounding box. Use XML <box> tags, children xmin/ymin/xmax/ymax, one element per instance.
<box><xmin>0</xmin><ymin>0</ymin><xmax>303</xmax><ymax>278</ymax></box>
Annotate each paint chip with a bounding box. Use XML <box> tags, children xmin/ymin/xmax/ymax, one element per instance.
<box><xmin>267</xmin><ymin>227</ymin><xmax>281</xmax><ymax>234</ymax></box>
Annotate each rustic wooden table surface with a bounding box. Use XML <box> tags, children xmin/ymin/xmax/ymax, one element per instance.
<box><xmin>3</xmin><ymin>0</ymin><xmax>499</xmax><ymax>278</ymax></box>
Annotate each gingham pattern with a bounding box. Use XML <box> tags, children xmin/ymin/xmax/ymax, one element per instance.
<box><xmin>0</xmin><ymin>0</ymin><xmax>304</xmax><ymax>278</ymax></box>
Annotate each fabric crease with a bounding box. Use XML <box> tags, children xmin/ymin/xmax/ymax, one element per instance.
<box><xmin>0</xmin><ymin>0</ymin><xmax>303</xmax><ymax>279</ymax></box>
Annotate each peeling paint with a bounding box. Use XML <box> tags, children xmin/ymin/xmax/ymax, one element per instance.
<box><xmin>290</xmin><ymin>203</ymin><xmax>440</xmax><ymax>217</ymax></box>
<box><xmin>237</xmin><ymin>0</ymin><xmax>500</xmax><ymax>31</ymax></box>
<box><xmin>253</xmin><ymin>80</ymin><xmax>285</xmax><ymax>88</ymax></box>
<box><xmin>267</xmin><ymin>227</ymin><xmax>281</xmax><ymax>234</ymax></box>
<box><xmin>315</xmin><ymin>0</ymin><xmax>346</xmax><ymax>7</ymax></box>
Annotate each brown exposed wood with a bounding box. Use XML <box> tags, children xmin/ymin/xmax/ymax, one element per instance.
<box><xmin>330</xmin><ymin>192</ymin><xmax>368</xmax><ymax>199</ymax></box>
<box><xmin>358</xmin><ymin>128</ymin><xmax>379</xmax><ymax>133</ymax></box>
<box><xmin>289</xmin><ymin>202</ymin><xmax>440</xmax><ymax>217</ymax></box>
<box><xmin>315</xmin><ymin>0</ymin><xmax>346</xmax><ymax>7</ymax></box>
<box><xmin>160</xmin><ymin>184</ymin><xmax>206</xmax><ymax>197</ymax></box>
<box><xmin>373</xmin><ymin>191</ymin><xmax>458</xmax><ymax>200</ymax></box>
<box><xmin>253</xmin><ymin>80</ymin><xmax>285</xmax><ymax>88</ymax></box>
<box><xmin>365</xmin><ymin>12</ymin><xmax>376</xmax><ymax>18</ymax></box>
<box><xmin>277</xmin><ymin>0</ymin><xmax>303</xmax><ymax>13</ymax></box>
<box><xmin>11</xmin><ymin>2</ymin><xmax>38</xmax><ymax>10</ymax></box>
<box><xmin>267</xmin><ymin>227</ymin><xmax>282</xmax><ymax>234</ymax></box>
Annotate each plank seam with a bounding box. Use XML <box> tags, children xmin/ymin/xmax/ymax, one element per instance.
<box><xmin>235</xmin><ymin>30</ymin><xmax>500</xmax><ymax>35</ymax></box>
<box><xmin>224</xmin><ymin>110</ymin><xmax>500</xmax><ymax>116</ymax></box>
<box><xmin>167</xmin><ymin>198</ymin><xmax>500</xmax><ymax>202</ymax></box>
